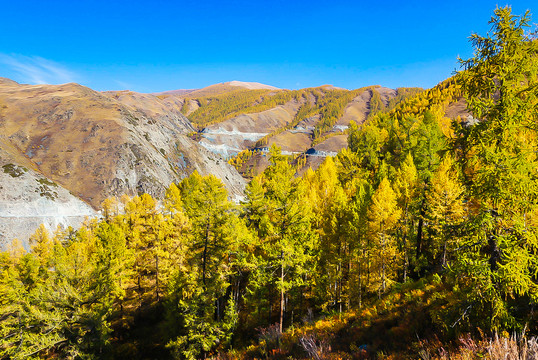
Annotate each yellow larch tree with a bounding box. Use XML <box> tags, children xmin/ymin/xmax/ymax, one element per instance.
<box><xmin>368</xmin><ymin>178</ymin><xmax>401</xmax><ymax>295</ymax></box>
<box><xmin>426</xmin><ymin>155</ymin><xmax>465</xmax><ymax>266</ymax></box>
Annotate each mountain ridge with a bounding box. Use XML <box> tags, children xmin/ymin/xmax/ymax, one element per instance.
<box><xmin>0</xmin><ymin>79</ymin><xmax>246</xmax><ymax>248</ymax></box>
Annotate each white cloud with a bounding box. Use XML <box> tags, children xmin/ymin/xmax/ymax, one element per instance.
<box><xmin>0</xmin><ymin>54</ymin><xmax>77</xmax><ymax>85</ymax></box>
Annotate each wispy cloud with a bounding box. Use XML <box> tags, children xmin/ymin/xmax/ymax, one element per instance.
<box><xmin>0</xmin><ymin>54</ymin><xmax>77</xmax><ymax>85</ymax></box>
<box><xmin>114</xmin><ymin>79</ymin><xmax>135</xmax><ymax>90</ymax></box>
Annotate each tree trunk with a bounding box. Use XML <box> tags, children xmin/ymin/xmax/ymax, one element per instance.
<box><xmin>442</xmin><ymin>235</ymin><xmax>447</xmax><ymax>267</ymax></box>
<box><xmin>202</xmin><ymin>221</ymin><xmax>210</xmax><ymax>287</ymax></box>
<box><xmin>442</xmin><ymin>203</ymin><xmax>448</xmax><ymax>267</ymax></box>
<box><xmin>279</xmin><ymin>250</ymin><xmax>284</xmax><ymax>334</ymax></box>
<box><xmin>119</xmin><ymin>278</ymin><xmax>124</xmax><ymax>315</ymax></box>
<box><xmin>416</xmin><ymin>197</ymin><xmax>426</xmax><ymax>260</ymax></box>
<box><xmin>403</xmin><ymin>205</ymin><xmax>409</xmax><ymax>282</ymax></box>
<box><xmin>155</xmin><ymin>254</ymin><xmax>160</xmax><ymax>301</ymax></box>
<box><xmin>338</xmin><ymin>262</ymin><xmax>342</xmax><ymax>313</ymax></box>
<box><xmin>367</xmin><ymin>238</ymin><xmax>371</xmax><ymax>288</ymax></box>
<box><xmin>138</xmin><ymin>275</ymin><xmax>142</xmax><ymax>315</ymax></box>
<box><xmin>338</xmin><ymin>237</ymin><xmax>343</xmax><ymax>313</ymax></box>
<box><xmin>381</xmin><ymin>231</ymin><xmax>386</xmax><ymax>294</ymax></box>
<box><xmin>347</xmin><ymin>257</ymin><xmax>352</xmax><ymax>310</ymax></box>
<box><xmin>358</xmin><ymin>257</ymin><xmax>362</xmax><ymax>308</ymax></box>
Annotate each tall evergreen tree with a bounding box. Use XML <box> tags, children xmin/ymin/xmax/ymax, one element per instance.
<box><xmin>167</xmin><ymin>172</ymin><xmax>251</xmax><ymax>359</ymax></box>
<box><xmin>449</xmin><ymin>6</ymin><xmax>538</xmax><ymax>331</ymax></box>
<box><xmin>367</xmin><ymin>178</ymin><xmax>401</xmax><ymax>295</ymax></box>
<box><xmin>245</xmin><ymin>145</ymin><xmax>317</xmax><ymax>333</ymax></box>
<box><xmin>426</xmin><ymin>155</ymin><xmax>465</xmax><ymax>267</ymax></box>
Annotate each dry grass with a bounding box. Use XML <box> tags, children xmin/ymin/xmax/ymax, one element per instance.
<box><xmin>436</xmin><ymin>333</ymin><xmax>538</xmax><ymax>360</ymax></box>
<box><xmin>487</xmin><ymin>334</ymin><xmax>538</xmax><ymax>360</ymax></box>
<box><xmin>313</xmin><ymin>134</ymin><xmax>348</xmax><ymax>152</ymax></box>
<box><xmin>299</xmin><ymin>334</ymin><xmax>331</xmax><ymax>360</ymax></box>
<box><xmin>337</xmin><ymin>89</ymin><xmax>372</xmax><ymax>126</ymax></box>
<box><xmin>218</xmin><ymin>275</ymin><xmax>538</xmax><ymax>359</ymax></box>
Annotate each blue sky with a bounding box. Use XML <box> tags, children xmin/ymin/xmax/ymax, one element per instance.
<box><xmin>0</xmin><ymin>1</ymin><xmax>534</xmax><ymax>92</ymax></box>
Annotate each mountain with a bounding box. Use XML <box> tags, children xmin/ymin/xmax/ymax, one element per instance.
<box><xmin>173</xmin><ymin>85</ymin><xmax>422</xmax><ymax>177</ymax></box>
<box><xmin>154</xmin><ymin>80</ymin><xmax>279</xmax><ymax>98</ymax></box>
<box><xmin>0</xmin><ymin>158</ymin><xmax>96</xmax><ymax>244</ymax></box>
<box><xmin>0</xmin><ymin>75</ymin><xmax>495</xmax><ymax>354</ymax></box>
<box><xmin>0</xmin><ymin>78</ymin><xmax>453</xmax><ymax>247</ymax></box>
<box><xmin>0</xmin><ymin>79</ymin><xmax>245</xmax><ymax>248</ymax></box>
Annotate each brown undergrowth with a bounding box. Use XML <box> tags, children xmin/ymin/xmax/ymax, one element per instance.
<box><xmin>221</xmin><ymin>277</ymin><xmax>538</xmax><ymax>360</ymax></box>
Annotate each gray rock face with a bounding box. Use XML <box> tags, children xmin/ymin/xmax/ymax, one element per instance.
<box><xmin>109</xmin><ymin>93</ymin><xmax>246</xmax><ymax>202</ymax></box>
<box><xmin>0</xmin><ymin>155</ymin><xmax>96</xmax><ymax>250</ymax></box>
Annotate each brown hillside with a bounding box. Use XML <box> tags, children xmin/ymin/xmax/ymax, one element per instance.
<box><xmin>0</xmin><ymin>80</ymin><xmax>245</xmax><ymax>209</ymax></box>
<box><xmin>314</xmin><ymin>134</ymin><xmax>348</xmax><ymax>153</ymax></box>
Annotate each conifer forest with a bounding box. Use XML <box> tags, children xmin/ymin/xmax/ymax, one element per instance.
<box><xmin>1</xmin><ymin>6</ymin><xmax>538</xmax><ymax>360</ymax></box>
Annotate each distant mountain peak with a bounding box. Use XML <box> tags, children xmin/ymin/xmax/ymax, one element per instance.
<box><xmin>225</xmin><ymin>81</ymin><xmax>279</xmax><ymax>90</ymax></box>
<box><xmin>153</xmin><ymin>81</ymin><xmax>280</xmax><ymax>98</ymax></box>
<box><xmin>0</xmin><ymin>77</ymin><xmax>20</xmax><ymax>86</ymax></box>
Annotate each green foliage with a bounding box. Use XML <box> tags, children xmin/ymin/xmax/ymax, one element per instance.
<box><xmin>447</xmin><ymin>6</ymin><xmax>538</xmax><ymax>332</ymax></box>
<box><xmin>228</xmin><ymin>149</ymin><xmax>255</xmax><ymax>171</ymax></box>
<box><xmin>165</xmin><ymin>172</ymin><xmax>253</xmax><ymax>359</ymax></box>
<box><xmin>366</xmin><ymin>89</ymin><xmax>385</xmax><ymax>120</ymax></box>
<box><xmin>426</xmin><ymin>155</ymin><xmax>465</xmax><ymax>267</ymax></box>
<box><xmin>2</xmin><ymin>163</ymin><xmax>27</xmax><ymax>177</ymax></box>
<box><xmin>387</xmin><ymin>87</ymin><xmax>424</xmax><ymax>109</ymax></box>
<box><xmin>311</xmin><ymin>87</ymin><xmax>368</xmax><ymax>138</ymax></box>
<box><xmin>368</xmin><ymin>178</ymin><xmax>401</xmax><ymax>294</ymax></box>
<box><xmin>244</xmin><ymin>145</ymin><xmax>318</xmax><ymax>332</ymax></box>
<box><xmin>0</xmin><ymin>225</ymin><xmax>121</xmax><ymax>358</ymax></box>
<box><xmin>1</xmin><ymin>7</ymin><xmax>537</xmax><ymax>359</ymax></box>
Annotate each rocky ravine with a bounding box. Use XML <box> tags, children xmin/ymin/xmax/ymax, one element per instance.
<box><xmin>0</xmin><ymin>79</ymin><xmax>245</xmax><ymax>248</ymax></box>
